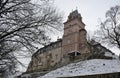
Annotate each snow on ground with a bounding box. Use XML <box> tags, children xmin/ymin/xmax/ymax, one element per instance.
<box><xmin>104</xmin><ymin>52</ymin><xmax>118</xmax><ymax>59</ymax></box>
<box><xmin>38</xmin><ymin>59</ymin><xmax>120</xmax><ymax>78</ymax></box>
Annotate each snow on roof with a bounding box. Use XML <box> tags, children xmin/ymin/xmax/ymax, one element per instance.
<box><xmin>39</xmin><ymin>59</ymin><xmax>120</xmax><ymax>78</ymax></box>
<box><xmin>104</xmin><ymin>52</ymin><xmax>118</xmax><ymax>59</ymax></box>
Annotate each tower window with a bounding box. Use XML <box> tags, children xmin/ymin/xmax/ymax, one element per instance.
<box><xmin>69</xmin><ymin>25</ymin><xmax>72</xmax><ymax>27</ymax></box>
<box><xmin>67</xmin><ymin>39</ymin><xmax>70</xmax><ymax>44</ymax></box>
<box><xmin>55</xmin><ymin>54</ymin><xmax>58</xmax><ymax>59</ymax></box>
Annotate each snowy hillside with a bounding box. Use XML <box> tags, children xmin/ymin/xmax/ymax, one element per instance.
<box><xmin>39</xmin><ymin>59</ymin><xmax>120</xmax><ymax>78</ymax></box>
<box><xmin>38</xmin><ymin>51</ymin><xmax>120</xmax><ymax>78</ymax></box>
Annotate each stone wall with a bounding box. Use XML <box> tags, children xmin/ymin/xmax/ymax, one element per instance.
<box><xmin>26</xmin><ymin>39</ymin><xmax>62</xmax><ymax>73</ymax></box>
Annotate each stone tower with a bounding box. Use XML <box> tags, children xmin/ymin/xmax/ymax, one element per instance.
<box><xmin>62</xmin><ymin>10</ymin><xmax>88</xmax><ymax>56</ymax></box>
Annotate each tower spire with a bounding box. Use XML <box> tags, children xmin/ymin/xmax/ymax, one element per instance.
<box><xmin>67</xmin><ymin>9</ymin><xmax>81</xmax><ymax>22</ymax></box>
<box><xmin>76</xmin><ymin>6</ymin><xmax>78</xmax><ymax>10</ymax></box>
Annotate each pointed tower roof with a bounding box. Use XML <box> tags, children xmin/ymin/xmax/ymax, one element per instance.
<box><xmin>68</xmin><ymin>10</ymin><xmax>82</xmax><ymax>21</ymax></box>
<box><xmin>64</xmin><ymin>10</ymin><xmax>84</xmax><ymax>25</ymax></box>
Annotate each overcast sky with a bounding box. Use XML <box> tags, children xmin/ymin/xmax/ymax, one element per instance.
<box><xmin>54</xmin><ymin>0</ymin><xmax>120</xmax><ymax>31</ymax></box>
<box><xmin>53</xmin><ymin>0</ymin><xmax>120</xmax><ymax>55</ymax></box>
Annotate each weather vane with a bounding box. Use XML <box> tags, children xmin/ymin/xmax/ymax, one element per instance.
<box><xmin>76</xmin><ymin>6</ymin><xmax>78</xmax><ymax>10</ymax></box>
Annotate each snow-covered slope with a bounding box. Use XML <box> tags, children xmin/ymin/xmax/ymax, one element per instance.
<box><xmin>37</xmin><ymin>51</ymin><xmax>120</xmax><ymax>78</ymax></box>
<box><xmin>39</xmin><ymin>59</ymin><xmax>120</xmax><ymax>78</ymax></box>
<box><xmin>104</xmin><ymin>52</ymin><xmax>118</xmax><ymax>59</ymax></box>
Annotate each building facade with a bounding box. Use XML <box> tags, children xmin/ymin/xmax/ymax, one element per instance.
<box><xmin>27</xmin><ymin>39</ymin><xmax>62</xmax><ymax>72</ymax></box>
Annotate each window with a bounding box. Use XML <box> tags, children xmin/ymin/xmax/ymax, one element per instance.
<box><xmin>54</xmin><ymin>44</ymin><xmax>56</xmax><ymax>48</ymax></box>
<box><xmin>38</xmin><ymin>58</ymin><xmax>41</xmax><ymax>63</ymax></box>
<box><xmin>55</xmin><ymin>54</ymin><xmax>58</xmax><ymax>59</ymax></box>
<box><xmin>69</xmin><ymin>25</ymin><xmax>72</xmax><ymax>27</ymax></box>
<box><xmin>49</xmin><ymin>53</ymin><xmax>52</xmax><ymax>59</ymax></box>
<box><xmin>67</xmin><ymin>39</ymin><xmax>70</xmax><ymax>44</ymax></box>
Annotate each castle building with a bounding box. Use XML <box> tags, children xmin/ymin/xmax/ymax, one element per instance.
<box><xmin>20</xmin><ymin>10</ymin><xmax>120</xmax><ymax>78</ymax></box>
<box><xmin>26</xmin><ymin>10</ymin><xmax>89</xmax><ymax>73</ymax></box>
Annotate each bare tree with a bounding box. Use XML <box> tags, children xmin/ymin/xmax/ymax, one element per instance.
<box><xmin>0</xmin><ymin>0</ymin><xmax>62</xmax><ymax>77</ymax></box>
<box><xmin>95</xmin><ymin>5</ymin><xmax>120</xmax><ymax>49</ymax></box>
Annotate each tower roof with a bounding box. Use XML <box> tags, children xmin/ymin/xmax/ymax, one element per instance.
<box><xmin>68</xmin><ymin>10</ymin><xmax>81</xmax><ymax>21</ymax></box>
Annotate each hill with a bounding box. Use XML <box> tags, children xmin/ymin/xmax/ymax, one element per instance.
<box><xmin>39</xmin><ymin>52</ymin><xmax>120</xmax><ymax>78</ymax></box>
